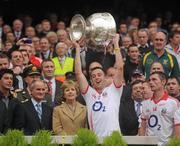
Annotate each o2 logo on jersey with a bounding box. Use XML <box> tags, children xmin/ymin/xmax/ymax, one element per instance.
<box><xmin>92</xmin><ymin>101</ymin><xmax>106</xmax><ymax>112</ymax></box>
<box><xmin>148</xmin><ymin>115</ymin><xmax>161</xmax><ymax>130</ymax></box>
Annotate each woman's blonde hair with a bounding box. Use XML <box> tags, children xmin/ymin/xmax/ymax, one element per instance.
<box><xmin>60</xmin><ymin>80</ymin><xmax>80</xmax><ymax>99</ymax></box>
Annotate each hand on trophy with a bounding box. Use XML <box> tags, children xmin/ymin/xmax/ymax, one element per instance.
<box><xmin>72</xmin><ymin>40</ymin><xmax>80</xmax><ymax>50</ymax></box>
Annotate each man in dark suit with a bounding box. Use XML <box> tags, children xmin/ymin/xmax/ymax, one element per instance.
<box><xmin>38</xmin><ymin>37</ymin><xmax>55</xmax><ymax>60</ymax></box>
<box><xmin>0</xmin><ymin>100</ymin><xmax>7</xmax><ymax>134</ymax></box>
<box><xmin>12</xmin><ymin>19</ymin><xmax>24</xmax><ymax>42</ymax></box>
<box><xmin>120</xmin><ymin>80</ymin><xmax>144</xmax><ymax>135</ymax></box>
<box><xmin>41</xmin><ymin>59</ymin><xmax>63</xmax><ymax>106</ymax></box>
<box><xmin>137</xmin><ymin>28</ymin><xmax>153</xmax><ymax>56</ymax></box>
<box><xmin>22</xmin><ymin>80</ymin><xmax>52</xmax><ymax>135</ymax></box>
<box><xmin>0</xmin><ymin>69</ymin><xmax>24</xmax><ymax>134</ymax></box>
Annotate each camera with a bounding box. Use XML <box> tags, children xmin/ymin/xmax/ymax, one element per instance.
<box><xmin>22</xmin><ymin>38</ymin><xmax>32</xmax><ymax>44</ymax></box>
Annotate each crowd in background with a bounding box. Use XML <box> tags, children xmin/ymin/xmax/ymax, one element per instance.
<box><xmin>0</xmin><ymin>11</ymin><xmax>180</xmax><ymax>146</ymax></box>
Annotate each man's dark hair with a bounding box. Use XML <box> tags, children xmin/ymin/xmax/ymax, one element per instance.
<box><xmin>150</xmin><ymin>71</ymin><xmax>167</xmax><ymax>81</ymax></box>
<box><xmin>167</xmin><ymin>76</ymin><xmax>180</xmax><ymax>85</ymax></box>
<box><xmin>131</xmin><ymin>79</ymin><xmax>143</xmax><ymax>86</ymax></box>
<box><xmin>131</xmin><ymin>80</ymin><xmax>143</xmax><ymax>91</ymax></box>
<box><xmin>128</xmin><ymin>44</ymin><xmax>139</xmax><ymax>52</ymax></box>
<box><xmin>168</xmin><ymin>30</ymin><xmax>180</xmax><ymax>40</ymax></box>
<box><xmin>41</xmin><ymin>59</ymin><xmax>54</xmax><ymax>67</ymax></box>
<box><xmin>90</xmin><ymin>67</ymin><xmax>105</xmax><ymax>75</ymax></box>
<box><xmin>0</xmin><ymin>69</ymin><xmax>14</xmax><ymax>80</ymax></box>
<box><xmin>0</xmin><ymin>53</ymin><xmax>10</xmax><ymax>61</ymax></box>
<box><xmin>9</xmin><ymin>49</ymin><xmax>22</xmax><ymax>60</ymax></box>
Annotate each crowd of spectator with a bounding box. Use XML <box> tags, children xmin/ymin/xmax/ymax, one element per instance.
<box><xmin>0</xmin><ymin>12</ymin><xmax>180</xmax><ymax>146</ymax></box>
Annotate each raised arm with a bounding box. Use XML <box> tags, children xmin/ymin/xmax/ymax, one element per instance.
<box><xmin>113</xmin><ymin>34</ymin><xmax>124</xmax><ymax>87</ymax></box>
<box><xmin>73</xmin><ymin>41</ymin><xmax>89</xmax><ymax>93</ymax></box>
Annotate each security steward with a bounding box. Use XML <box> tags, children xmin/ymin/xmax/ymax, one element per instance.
<box><xmin>16</xmin><ymin>64</ymin><xmax>52</xmax><ymax>106</ymax></box>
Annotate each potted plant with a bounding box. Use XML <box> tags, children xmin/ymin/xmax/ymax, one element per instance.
<box><xmin>0</xmin><ymin>130</ymin><xmax>28</xmax><ymax>146</ymax></box>
<box><xmin>166</xmin><ymin>137</ymin><xmax>180</xmax><ymax>146</ymax></box>
<box><xmin>31</xmin><ymin>130</ymin><xmax>57</xmax><ymax>146</ymax></box>
<box><xmin>72</xmin><ymin>128</ymin><xmax>98</xmax><ymax>146</ymax></box>
<box><xmin>102</xmin><ymin>131</ymin><xmax>127</xmax><ymax>146</ymax></box>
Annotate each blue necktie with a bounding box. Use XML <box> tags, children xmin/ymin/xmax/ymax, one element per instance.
<box><xmin>36</xmin><ymin>103</ymin><xmax>42</xmax><ymax>121</ymax></box>
<box><xmin>136</xmin><ymin>102</ymin><xmax>142</xmax><ymax>117</ymax></box>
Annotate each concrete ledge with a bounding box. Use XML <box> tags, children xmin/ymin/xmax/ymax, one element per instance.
<box><xmin>24</xmin><ymin>135</ymin><xmax>158</xmax><ymax>145</ymax></box>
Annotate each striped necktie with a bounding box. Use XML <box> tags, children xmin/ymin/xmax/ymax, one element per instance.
<box><xmin>36</xmin><ymin>103</ymin><xmax>42</xmax><ymax>121</ymax></box>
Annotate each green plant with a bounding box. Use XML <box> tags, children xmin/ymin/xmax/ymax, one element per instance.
<box><xmin>166</xmin><ymin>137</ymin><xmax>180</xmax><ymax>146</ymax></box>
<box><xmin>31</xmin><ymin>130</ymin><xmax>58</xmax><ymax>146</ymax></box>
<box><xmin>0</xmin><ymin>129</ymin><xmax>28</xmax><ymax>146</ymax></box>
<box><xmin>102</xmin><ymin>131</ymin><xmax>127</xmax><ymax>146</ymax></box>
<box><xmin>72</xmin><ymin>128</ymin><xmax>98</xmax><ymax>146</ymax></box>
<box><xmin>0</xmin><ymin>136</ymin><xmax>3</xmax><ymax>146</ymax></box>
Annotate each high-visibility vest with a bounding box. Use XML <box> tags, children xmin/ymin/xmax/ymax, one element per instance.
<box><xmin>52</xmin><ymin>57</ymin><xmax>74</xmax><ymax>76</ymax></box>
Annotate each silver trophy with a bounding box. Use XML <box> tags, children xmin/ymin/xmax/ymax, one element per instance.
<box><xmin>69</xmin><ymin>12</ymin><xmax>116</xmax><ymax>52</ymax></box>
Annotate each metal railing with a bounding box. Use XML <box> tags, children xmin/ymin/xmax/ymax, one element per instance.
<box><xmin>24</xmin><ymin>135</ymin><xmax>158</xmax><ymax>145</ymax></box>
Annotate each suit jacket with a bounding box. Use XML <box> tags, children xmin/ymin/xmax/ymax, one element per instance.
<box><xmin>0</xmin><ymin>100</ymin><xmax>7</xmax><ymax>134</ymax></box>
<box><xmin>13</xmin><ymin>31</ymin><xmax>24</xmax><ymax>42</ymax></box>
<box><xmin>22</xmin><ymin>100</ymin><xmax>52</xmax><ymax>135</ymax></box>
<box><xmin>0</xmin><ymin>91</ymin><xmax>24</xmax><ymax>134</ymax></box>
<box><xmin>53</xmin><ymin>101</ymin><xmax>87</xmax><ymax>135</ymax></box>
<box><xmin>120</xmin><ymin>85</ymin><xmax>131</xmax><ymax>103</ymax></box>
<box><xmin>54</xmin><ymin>80</ymin><xmax>63</xmax><ymax>106</ymax></box>
<box><xmin>41</xmin><ymin>77</ymin><xmax>62</xmax><ymax>107</ymax></box>
<box><xmin>39</xmin><ymin>50</ymin><xmax>55</xmax><ymax>60</ymax></box>
<box><xmin>119</xmin><ymin>98</ymin><xmax>139</xmax><ymax>135</ymax></box>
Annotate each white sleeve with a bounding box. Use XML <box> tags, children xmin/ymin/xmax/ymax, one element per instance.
<box><xmin>82</xmin><ymin>86</ymin><xmax>94</xmax><ymax>103</ymax></box>
<box><xmin>174</xmin><ymin>107</ymin><xmax>180</xmax><ymax>126</ymax></box>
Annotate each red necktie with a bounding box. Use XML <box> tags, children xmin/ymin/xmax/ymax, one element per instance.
<box><xmin>174</xmin><ymin>48</ymin><xmax>179</xmax><ymax>53</ymax></box>
<box><xmin>48</xmin><ymin>81</ymin><xmax>52</xmax><ymax>95</ymax></box>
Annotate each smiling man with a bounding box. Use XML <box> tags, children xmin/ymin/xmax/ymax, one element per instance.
<box><xmin>21</xmin><ymin>80</ymin><xmax>53</xmax><ymax>135</ymax></box>
<box><xmin>141</xmin><ymin>31</ymin><xmax>180</xmax><ymax>79</ymax></box>
<box><xmin>74</xmin><ymin>34</ymin><xmax>124</xmax><ymax>137</ymax></box>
